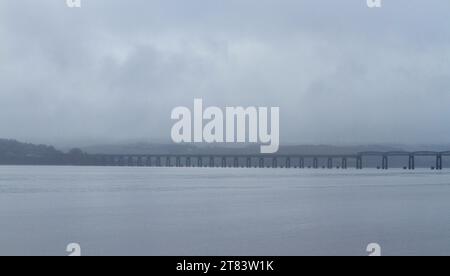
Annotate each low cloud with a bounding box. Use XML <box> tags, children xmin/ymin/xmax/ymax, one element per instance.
<box><xmin>0</xmin><ymin>0</ymin><xmax>449</xmax><ymax>146</ymax></box>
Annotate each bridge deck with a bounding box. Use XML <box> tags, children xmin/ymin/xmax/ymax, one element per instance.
<box><xmin>85</xmin><ymin>151</ymin><xmax>449</xmax><ymax>170</ymax></box>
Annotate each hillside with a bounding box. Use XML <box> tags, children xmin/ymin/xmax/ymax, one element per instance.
<box><xmin>0</xmin><ymin>139</ymin><xmax>79</xmax><ymax>165</ymax></box>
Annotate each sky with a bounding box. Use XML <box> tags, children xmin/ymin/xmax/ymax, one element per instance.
<box><xmin>1</xmin><ymin>0</ymin><xmax>450</xmax><ymax>147</ymax></box>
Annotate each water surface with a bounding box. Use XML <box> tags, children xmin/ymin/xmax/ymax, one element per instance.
<box><xmin>0</xmin><ymin>166</ymin><xmax>449</xmax><ymax>256</ymax></box>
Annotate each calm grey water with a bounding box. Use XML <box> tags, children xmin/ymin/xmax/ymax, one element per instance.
<box><xmin>0</xmin><ymin>166</ymin><xmax>449</xmax><ymax>256</ymax></box>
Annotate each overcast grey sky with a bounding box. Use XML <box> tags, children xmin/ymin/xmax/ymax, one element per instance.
<box><xmin>1</xmin><ymin>0</ymin><xmax>450</xmax><ymax>146</ymax></box>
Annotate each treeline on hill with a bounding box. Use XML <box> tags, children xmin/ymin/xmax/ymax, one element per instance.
<box><xmin>0</xmin><ymin>139</ymin><xmax>91</xmax><ymax>165</ymax></box>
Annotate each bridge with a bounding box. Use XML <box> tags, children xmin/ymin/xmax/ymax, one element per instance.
<box><xmin>88</xmin><ymin>151</ymin><xmax>450</xmax><ymax>170</ymax></box>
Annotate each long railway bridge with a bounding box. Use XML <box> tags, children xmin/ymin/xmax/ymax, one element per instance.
<box><xmin>89</xmin><ymin>151</ymin><xmax>450</xmax><ymax>170</ymax></box>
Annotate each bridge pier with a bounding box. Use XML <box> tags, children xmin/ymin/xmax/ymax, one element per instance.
<box><xmin>356</xmin><ymin>156</ymin><xmax>363</xmax><ymax>169</ymax></box>
<box><xmin>313</xmin><ymin>157</ymin><xmax>318</xmax><ymax>169</ymax></box>
<box><xmin>286</xmin><ymin>157</ymin><xmax>291</xmax><ymax>168</ymax></box>
<box><xmin>327</xmin><ymin>158</ymin><xmax>333</xmax><ymax>169</ymax></box>
<box><xmin>234</xmin><ymin>157</ymin><xmax>239</xmax><ymax>168</ymax></box>
<box><xmin>198</xmin><ymin>157</ymin><xmax>203</xmax><ymax>167</ymax></box>
<box><xmin>436</xmin><ymin>155</ymin><xmax>443</xmax><ymax>170</ymax></box>
<box><xmin>408</xmin><ymin>155</ymin><xmax>415</xmax><ymax>170</ymax></box>
<box><xmin>186</xmin><ymin>157</ymin><xmax>191</xmax><ymax>167</ymax></box>
<box><xmin>381</xmin><ymin>155</ymin><xmax>388</xmax><ymax>170</ymax></box>
<box><xmin>299</xmin><ymin>157</ymin><xmax>304</xmax><ymax>169</ymax></box>
<box><xmin>221</xmin><ymin>157</ymin><xmax>226</xmax><ymax>168</ymax></box>
<box><xmin>259</xmin><ymin>158</ymin><xmax>265</xmax><ymax>168</ymax></box>
<box><xmin>246</xmin><ymin>157</ymin><xmax>252</xmax><ymax>168</ymax></box>
<box><xmin>166</xmin><ymin>157</ymin><xmax>171</xmax><ymax>167</ymax></box>
<box><xmin>272</xmin><ymin>157</ymin><xmax>278</xmax><ymax>168</ymax></box>
<box><xmin>342</xmin><ymin>158</ymin><xmax>347</xmax><ymax>169</ymax></box>
<box><xmin>209</xmin><ymin>157</ymin><xmax>215</xmax><ymax>168</ymax></box>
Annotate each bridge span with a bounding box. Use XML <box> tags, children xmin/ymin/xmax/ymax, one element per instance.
<box><xmin>88</xmin><ymin>151</ymin><xmax>450</xmax><ymax>170</ymax></box>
